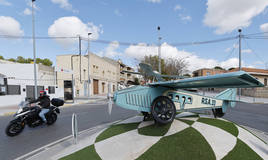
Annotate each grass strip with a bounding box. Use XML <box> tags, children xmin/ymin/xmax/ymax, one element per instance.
<box><xmin>198</xmin><ymin>118</ymin><xmax>238</xmax><ymax>137</ymax></box>
<box><xmin>138</xmin><ymin>122</ymin><xmax>172</xmax><ymax>136</ymax></box>
<box><xmin>95</xmin><ymin>122</ymin><xmax>139</xmax><ymax>143</ymax></box>
<box><xmin>177</xmin><ymin>119</ymin><xmax>195</xmax><ymax>125</ymax></box>
<box><xmin>59</xmin><ymin>145</ymin><xmax>101</xmax><ymax>160</ymax></box>
<box><xmin>222</xmin><ymin>139</ymin><xmax>262</xmax><ymax>160</ymax></box>
<box><xmin>137</xmin><ymin>127</ymin><xmax>216</xmax><ymax>160</ymax></box>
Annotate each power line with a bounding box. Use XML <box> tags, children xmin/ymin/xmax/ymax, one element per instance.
<box><xmin>243</xmin><ymin>38</ymin><xmax>266</xmax><ymax>66</ymax></box>
<box><xmin>0</xmin><ymin>34</ymin><xmax>238</xmax><ymax>47</ymax></box>
<box><xmin>223</xmin><ymin>40</ymin><xmax>239</xmax><ymax>61</ymax></box>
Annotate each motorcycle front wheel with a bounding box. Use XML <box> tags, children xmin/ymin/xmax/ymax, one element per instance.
<box><xmin>5</xmin><ymin>119</ymin><xmax>25</xmax><ymax>137</ymax></box>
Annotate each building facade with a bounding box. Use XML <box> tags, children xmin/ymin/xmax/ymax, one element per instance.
<box><xmin>56</xmin><ymin>54</ymin><xmax>120</xmax><ymax>98</ymax></box>
<box><xmin>192</xmin><ymin>67</ymin><xmax>268</xmax><ymax>97</ymax></box>
<box><xmin>0</xmin><ymin>63</ymin><xmax>60</xmax><ymax>107</ymax></box>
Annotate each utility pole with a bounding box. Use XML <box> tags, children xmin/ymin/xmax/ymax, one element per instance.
<box><xmin>238</xmin><ymin>29</ymin><xmax>242</xmax><ymax>100</ymax></box>
<box><xmin>87</xmin><ymin>33</ymin><xmax>92</xmax><ymax>97</ymax></box>
<box><xmin>79</xmin><ymin>35</ymin><xmax>82</xmax><ymax>83</ymax></box>
<box><xmin>32</xmin><ymin>0</ymin><xmax>38</xmax><ymax>99</ymax></box>
<box><xmin>157</xmin><ymin>26</ymin><xmax>162</xmax><ymax>74</ymax></box>
<box><xmin>238</xmin><ymin>29</ymin><xmax>242</xmax><ymax>71</ymax></box>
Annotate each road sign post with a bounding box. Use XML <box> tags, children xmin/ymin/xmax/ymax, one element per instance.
<box><xmin>72</xmin><ymin>113</ymin><xmax>78</xmax><ymax>144</ymax></box>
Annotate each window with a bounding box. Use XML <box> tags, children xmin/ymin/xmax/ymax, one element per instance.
<box><xmin>7</xmin><ymin>85</ymin><xmax>21</xmax><ymax>95</ymax></box>
<box><xmin>264</xmin><ymin>78</ymin><xmax>267</xmax><ymax>86</ymax></box>
<box><xmin>48</xmin><ymin>86</ymin><xmax>55</xmax><ymax>94</ymax></box>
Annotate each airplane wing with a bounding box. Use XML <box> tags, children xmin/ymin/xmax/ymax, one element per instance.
<box><xmin>148</xmin><ymin>71</ymin><xmax>264</xmax><ymax>89</ymax></box>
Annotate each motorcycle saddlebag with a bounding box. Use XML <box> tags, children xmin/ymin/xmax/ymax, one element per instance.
<box><xmin>51</xmin><ymin>98</ymin><xmax>64</xmax><ymax>107</ymax></box>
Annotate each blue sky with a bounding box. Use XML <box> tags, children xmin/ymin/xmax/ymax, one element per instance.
<box><xmin>0</xmin><ymin>0</ymin><xmax>268</xmax><ymax>72</ymax></box>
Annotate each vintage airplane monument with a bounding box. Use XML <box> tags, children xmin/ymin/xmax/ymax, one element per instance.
<box><xmin>108</xmin><ymin>63</ymin><xmax>264</xmax><ymax>124</ymax></box>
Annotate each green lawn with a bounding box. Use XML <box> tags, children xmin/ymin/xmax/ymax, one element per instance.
<box><xmin>95</xmin><ymin>122</ymin><xmax>139</xmax><ymax>143</ymax></box>
<box><xmin>138</xmin><ymin>122</ymin><xmax>172</xmax><ymax>136</ymax></box>
<box><xmin>137</xmin><ymin>127</ymin><xmax>216</xmax><ymax>160</ymax></box>
<box><xmin>59</xmin><ymin>145</ymin><xmax>101</xmax><ymax>160</ymax></box>
<box><xmin>177</xmin><ymin>119</ymin><xmax>195</xmax><ymax>125</ymax></box>
<box><xmin>197</xmin><ymin>118</ymin><xmax>238</xmax><ymax>137</ymax></box>
<box><xmin>222</xmin><ymin>139</ymin><xmax>262</xmax><ymax>160</ymax></box>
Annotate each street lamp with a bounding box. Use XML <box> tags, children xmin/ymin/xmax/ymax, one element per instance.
<box><xmin>87</xmin><ymin>33</ymin><xmax>92</xmax><ymax>97</ymax></box>
<box><xmin>32</xmin><ymin>0</ymin><xmax>38</xmax><ymax>99</ymax></box>
<box><xmin>157</xmin><ymin>26</ymin><xmax>162</xmax><ymax>74</ymax></box>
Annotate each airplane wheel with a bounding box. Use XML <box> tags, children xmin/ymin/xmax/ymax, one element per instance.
<box><xmin>151</xmin><ymin>96</ymin><xmax>176</xmax><ymax>124</ymax></box>
<box><xmin>212</xmin><ymin>108</ymin><xmax>225</xmax><ymax>118</ymax></box>
<box><xmin>215</xmin><ymin>108</ymin><xmax>225</xmax><ymax>117</ymax></box>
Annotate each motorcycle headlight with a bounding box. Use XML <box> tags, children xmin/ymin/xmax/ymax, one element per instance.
<box><xmin>17</xmin><ymin>108</ymin><xmax>23</xmax><ymax>114</ymax></box>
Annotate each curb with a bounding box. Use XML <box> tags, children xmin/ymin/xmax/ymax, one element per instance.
<box><xmin>15</xmin><ymin>120</ymin><xmax>121</xmax><ymax>160</ymax></box>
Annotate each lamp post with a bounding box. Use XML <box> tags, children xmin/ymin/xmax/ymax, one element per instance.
<box><xmin>87</xmin><ymin>33</ymin><xmax>92</xmax><ymax>97</ymax></box>
<box><xmin>157</xmin><ymin>26</ymin><xmax>162</xmax><ymax>74</ymax></box>
<box><xmin>32</xmin><ymin>0</ymin><xmax>38</xmax><ymax>99</ymax></box>
<box><xmin>238</xmin><ymin>29</ymin><xmax>242</xmax><ymax>100</ymax></box>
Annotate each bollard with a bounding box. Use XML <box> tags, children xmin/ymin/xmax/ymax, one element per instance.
<box><xmin>72</xmin><ymin>113</ymin><xmax>78</xmax><ymax>144</ymax></box>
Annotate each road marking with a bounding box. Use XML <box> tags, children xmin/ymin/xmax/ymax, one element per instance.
<box><xmin>14</xmin><ymin>119</ymin><xmax>122</xmax><ymax>160</ymax></box>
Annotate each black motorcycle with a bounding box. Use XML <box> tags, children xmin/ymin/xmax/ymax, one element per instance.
<box><xmin>5</xmin><ymin>98</ymin><xmax>64</xmax><ymax>137</ymax></box>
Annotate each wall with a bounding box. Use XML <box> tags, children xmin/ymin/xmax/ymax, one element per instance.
<box><xmin>56</xmin><ymin>54</ymin><xmax>118</xmax><ymax>97</ymax></box>
<box><xmin>0</xmin><ymin>64</ymin><xmax>64</xmax><ymax>107</ymax></box>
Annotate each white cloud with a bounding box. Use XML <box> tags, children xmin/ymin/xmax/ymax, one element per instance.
<box><xmin>51</xmin><ymin>0</ymin><xmax>77</xmax><ymax>13</ymax></box>
<box><xmin>0</xmin><ymin>16</ymin><xmax>24</xmax><ymax>36</ymax></box>
<box><xmin>48</xmin><ymin>16</ymin><xmax>103</xmax><ymax>47</ymax></box>
<box><xmin>260</xmin><ymin>23</ymin><xmax>268</xmax><ymax>33</ymax></box>
<box><xmin>124</xmin><ymin>43</ymin><xmax>245</xmax><ymax>72</ymax></box>
<box><xmin>147</xmin><ymin>0</ymin><xmax>161</xmax><ymax>3</ymax></box>
<box><xmin>102</xmin><ymin>41</ymin><xmax>120</xmax><ymax>57</ymax></box>
<box><xmin>0</xmin><ymin>0</ymin><xmax>11</xmax><ymax>6</ymax></box>
<box><xmin>242</xmin><ymin>49</ymin><xmax>252</xmax><ymax>53</ymax></box>
<box><xmin>114</xmin><ymin>9</ymin><xmax>122</xmax><ymax>17</ymax></box>
<box><xmin>204</xmin><ymin>0</ymin><xmax>268</xmax><ymax>34</ymax></box>
<box><xmin>180</xmin><ymin>15</ymin><xmax>192</xmax><ymax>22</ymax></box>
<box><xmin>174</xmin><ymin>5</ymin><xmax>182</xmax><ymax>11</ymax></box>
<box><xmin>225</xmin><ymin>43</ymin><xmax>238</xmax><ymax>52</ymax></box>
<box><xmin>23</xmin><ymin>8</ymin><xmax>31</xmax><ymax>15</ymax></box>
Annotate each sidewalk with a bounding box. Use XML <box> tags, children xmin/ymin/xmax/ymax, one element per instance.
<box><xmin>0</xmin><ymin>94</ymin><xmax>107</xmax><ymax>116</ymax></box>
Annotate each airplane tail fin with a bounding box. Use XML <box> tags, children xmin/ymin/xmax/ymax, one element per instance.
<box><xmin>215</xmin><ymin>88</ymin><xmax>237</xmax><ymax>110</ymax></box>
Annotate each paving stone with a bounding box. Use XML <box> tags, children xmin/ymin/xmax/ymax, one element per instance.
<box><xmin>138</xmin><ymin>121</ymin><xmax>154</xmax><ymax>129</ymax></box>
<box><xmin>192</xmin><ymin>122</ymin><xmax>237</xmax><ymax>160</ymax></box>
<box><xmin>95</xmin><ymin>130</ymin><xmax>161</xmax><ymax>160</ymax></box>
<box><xmin>179</xmin><ymin>117</ymin><xmax>199</xmax><ymax>121</ymax></box>
<box><xmin>175</xmin><ymin>112</ymin><xmax>197</xmax><ymax>118</ymax></box>
<box><xmin>237</xmin><ymin>125</ymin><xmax>268</xmax><ymax>160</ymax></box>
<box><xmin>164</xmin><ymin>120</ymin><xmax>189</xmax><ymax>137</ymax></box>
<box><xmin>117</xmin><ymin>116</ymin><xmax>143</xmax><ymax>124</ymax></box>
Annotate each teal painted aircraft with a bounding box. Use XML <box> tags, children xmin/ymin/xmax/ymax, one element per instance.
<box><xmin>108</xmin><ymin>63</ymin><xmax>264</xmax><ymax>124</ymax></box>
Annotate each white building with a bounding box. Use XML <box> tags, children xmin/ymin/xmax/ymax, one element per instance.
<box><xmin>0</xmin><ymin>63</ymin><xmax>63</xmax><ymax>107</ymax></box>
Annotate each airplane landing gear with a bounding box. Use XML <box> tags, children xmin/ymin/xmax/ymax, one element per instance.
<box><xmin>151</xmin><ymin>96</ymin><xmax>176</xmax><ymax>124</ymax></box>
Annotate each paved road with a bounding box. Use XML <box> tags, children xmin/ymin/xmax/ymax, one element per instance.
<box><xmin>0</xmin><ymin>102</ymin><xmax>138</xmax><ymax>160</ymax></box>
<box><xmin>223</xmin><ymin>102</ymin><xmax>268</xmax><ymax>133</ymax></box>
<box><xmin>0</xmin><ymin>102</ymin><xmax>267</xmax><ymax>160</ymax></box>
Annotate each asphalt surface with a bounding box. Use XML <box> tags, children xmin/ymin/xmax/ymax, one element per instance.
<box><xmin>0</xmin><ymin>102</ymin><xmax>138</xmax><ymax>160</ymax></box>
<box><xmin>0</xmin><ymin>102</ymin><xmax>267</xmax><ymax>160</ymax></box>
<box><xmin>223</xmin><ymin>102</ymin><xmax>268</xmax><ymax>133</ymax></box>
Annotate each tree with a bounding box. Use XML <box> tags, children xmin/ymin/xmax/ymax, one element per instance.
<box><xmin>228</xmin><ymin>67</ymin><xmax>235</xmax><ymax>71</ymax></box>
<box><xmin>42</xmin><ymin>58</ymin><xmax>53</xmax><ymax>66</ymax></box>
<box><xmin>139</xmin><ymin>55</ymin><xmax>189</xmax><ymax>81</ymax></box>
<box><xmin>16</xmin><ymin>56</ymin><xmax>26</xmax><ymax>63</ymax></box>
<box><xmin>0</xmin><ymin>55</ymin><xmax>4</xmax><ymax>60</ymax></box>
<box><xmin>133</xmin><ymin>77</ymin><xmax>140</xmax><ymax>85</ymax></box>
<box><xmin>8</xmin><ymin>58</ymin><xmax>16</xmax><ymax>62</ymax></box>
<box><xmin>214</xmin><ymin>66</ymin><xmax>224</xmax><ymax>70</ymax></box>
